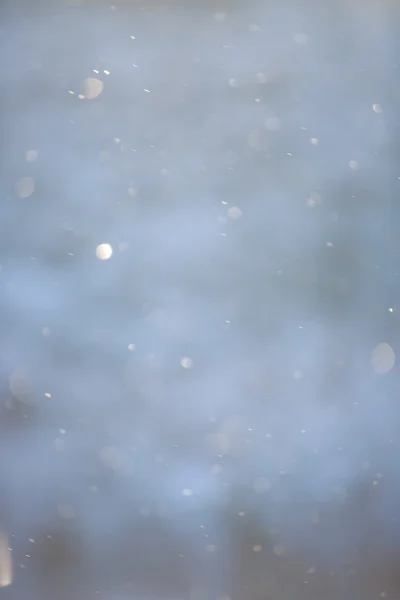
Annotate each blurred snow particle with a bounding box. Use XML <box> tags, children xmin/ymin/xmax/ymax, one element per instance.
<box><xmin>265</xmin><ymin>116</ymin><xmax>281</xmax><ymax>131</ymax></box>
<box><xmin>247</xmin><ymin>129</ymin><xmax>261</xmax><ymax>150</ymax></box>
<box><xmin>252</xmin><ymin>544</ymin><xmax>263</xmax><ymax>553</ymax></box>
<box><xmin>273</xmin><ymin>543</ymin><xmax>285</xmax><ymax>556</ymax></box>
<box><xmin>310</xmin><ymin>137</ymin><xmax>319</xmax><ymax>146</ymax></box>
<box><xmin>182</xmin><ymin>488</ymin><xmax>193</xmax><ymax>496</ymax></box>
<box><xmin>293</xmin><ymin>369</ymin><xmax>303</xmax><ymax>380</ymax></box>
<box><xmin>227</xmin><ymin>206</ymin><xmax>242</xmax><ymax>219</ymax></box>
<box><xmin>228</xmin><ymin>78</ymin><xmax>238</xmax><ymax>88</ymax></box>
<box><xmin>306</xmin><ymin>192</ymin><xmax>321</xmax><ymax>208</ymax></box>
<box><xmin>0</xmin><ymin>533</ymin><xmax>12</xmax><ymax>588</ymax></box>
<box><xmin>256</xmin><ymin>72</ymin><xmax>268</xmax><ymax>84</ymax></box>
<box><xmin>25</xmin><ymin>150</ymin><xmax>38</xmax><ymax>162</ymax></box>
<box><xmin>128</xmin><ymin>343</ymin><xmax>136</xmax><ymax>351</ymax></box>
<box><xmin>127</xmin><ymin>186</ymin><xmax>137</xmax><ymax>197</ymax></box>
<box><xmin>82</xmin><ymin>77</ymin><xmax>104</xmax><ymax>99</ymax></box>
<box><xmin>96</xmin><ymin>243</ymin><xmax>113</xmax><ymax>260</ymax></box>
<box><xmin>15</xmin><ymin>176</ymin><xmax>35</xmax><ymax>198</ymax></box>
<box><xmin>370</xmin><ymin>342</ymin><xmax>395</xmax><ymax>374</ymax></box>
<box><xmin>372</xmin><ymin>103</ymin><xmax>383</xmax><ymax>114</ymax></box>
<box><xmin>180</xmin><ymin>356</ymin><xmax>193</xmax><ymax>369</ymax></box>
<box><xmin>253</xmin><ymin>477</ymin><xmax>271</xmax><ymax>493</ymax></box>
<box><xmin>9</xmin><ymin>367</ymin><xmax>33</xmax><ymax>404</ymax></box>
<box><xmin>99</xmin><ymin>445</ymin><xmax>126</xmax><ymax>471</ymax></box>
<box><xmin>294</xmin><ymin>32</ymin><xmax>308</xmax><ymax>45</ymax></box>
<box><xmin>349</xmin><ymin>160</ymin><xmax>359</xmax><ymax>170</ymax></box>
<box><xmin>57</xmin><ymin>504</ymin><xmax>75</xmax><ymax>520</ymax></box>
<box><xmin>213</xmin><ymin>11</ymin><xmax>227</xmax><ymax>21</ymax></box>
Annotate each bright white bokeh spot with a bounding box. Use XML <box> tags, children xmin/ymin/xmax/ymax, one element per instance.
<box><xmin>180</xmin><ymin>356</ymin><xmax>193</xmax><ymax>369</ymax></box>
<box><xmin>372</xmin><ymin>103</ymin><xmax>383</xmax><ymax>114</ymax></box>
<box><xmin>83</xmin><ymin>77</ymin><xmax>104</xmax><ymax>99</ymax></box>
<box><xmin>371</xmin><ymin>342</ymin><xmax>395</xmax><ymax>374</ymax></box>
<box><xmin>0</xmin><ymin>533</ymin><xmax>12</xmax><ymax>588</ymax></box>
<box><xmin>96</xmin><ymin>243</ymin><xmax>113</xmax><ymax>260</ymax></box>
<box><xmin>15</xmin><ymin>176</ymin><xmax>35</xmax><ymax>198</ymax></box>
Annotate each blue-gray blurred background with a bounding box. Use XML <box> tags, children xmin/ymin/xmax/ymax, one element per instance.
<box><xmin>1</xmin><ymin>0</ymin><xmax>400</xmax><ymax>598</ymax></box>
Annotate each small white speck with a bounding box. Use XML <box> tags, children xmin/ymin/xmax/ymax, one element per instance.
<box><xmin>310</xmin><ymin>137</ymin><xmax>319</xmax><ymax>146</ymax></box>
<box><xmin>349</xmin><ymin>160</ymin><xmax>359</xmax><ymax>170</ymax></box>
<box><xmin>144</xmin><ymin>89</ymin><xmax>150</xmax><ymax>93</ymax></box>
<box><xmin>373</xmin><ymin>104</ymin><xmax>383</xmax><ymax>114</ymax></box>
<box><xmin>228</xmin><ymin>78</ymin><xmax>238</xmax><ymax>88</ymax></box>
<box><xmin>104</xmin><ymin>70</ymin><xmax>110</xmax><ymax>75</ymax></box>
<box><xmin>130</xmin><ymin>35</ymin><xmax>136</xmax><ymax>40</ymax></box>
<box><xmin>182</xmin><ymin>488</ymin><xmax>193</xmax><ymax>496</ymax></box>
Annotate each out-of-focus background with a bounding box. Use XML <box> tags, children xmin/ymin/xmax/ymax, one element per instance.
<box><xmin>0</xmin><ymin>0</ymin><xmax>400</xmax><ymax>598</ymax></box>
